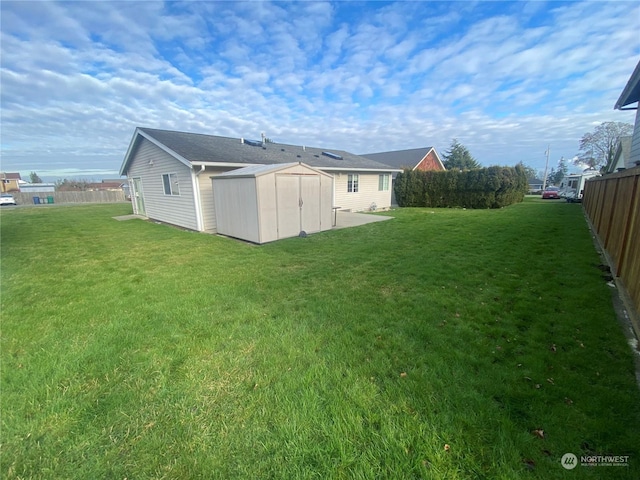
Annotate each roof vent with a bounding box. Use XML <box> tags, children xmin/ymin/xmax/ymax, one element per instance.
<box><xmin>322</xmin><ymin>151</ymin><xmax>343</xmax><ymax>160</ymax></box>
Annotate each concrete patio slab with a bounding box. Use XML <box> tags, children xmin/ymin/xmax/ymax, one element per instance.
<box><xmin>333</xmin><ymin>210</ymin><xmax>393</xmax><ymax>229</ymax></box>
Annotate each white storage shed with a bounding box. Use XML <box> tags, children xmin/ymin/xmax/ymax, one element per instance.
<box><xmin>212</xmin><ymin>162</ymin><xmax>334</xmax><ymax>244</ymax></box>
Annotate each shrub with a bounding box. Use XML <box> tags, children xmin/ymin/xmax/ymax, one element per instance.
<box><xmin>394</xmin><ymin>166</ymin><xmax>527</xmax><ymax>208</ymax></box>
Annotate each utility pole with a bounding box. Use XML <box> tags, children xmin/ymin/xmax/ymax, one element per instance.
<box><xmin>542</xmin><ymin>145</ymin><xmax>550</xmax><ymax>191</ymax></box>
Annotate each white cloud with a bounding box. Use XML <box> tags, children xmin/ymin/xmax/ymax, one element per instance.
<box><xmin>0</xmin><ymin>0</ymin><xmax>638</xmax><ymax>179</ymax></box>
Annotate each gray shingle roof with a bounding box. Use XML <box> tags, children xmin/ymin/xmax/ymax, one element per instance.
<box><xmin>361</xmin><ymin>147</ymin><xmax>435</xmax><ymax>169</ymax></box>
<box><xmin>124</xmin><ymin>128</ymin><xmax>397</xmax><ymax>173</ymax></box>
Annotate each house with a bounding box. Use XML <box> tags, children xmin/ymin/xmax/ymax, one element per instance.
<box><xmin>1</xmin><ymin>172</ymin><xmax>22</xmax><ymax>193</ymax></box>
<box><xmin>361</xmin><ymin>147</ymin><xmax>445</xmax><ymax>205</ymax></box>
<box><xmin>528</xmin><ymin>178</ymin><xmax>544</xmax><ymax>194</ymax></box>
<box><xmin>614</xmin><ymin>60</ymin><xmax>640</xmax><ymax>167</ymax></box>
<box><xmin>605</xmin><ymin>136</ymin><xmax>632</xmax><ymax>174</ymax></box>
<box><xmin>119</xmin><ymin>127</ymin><xmax>399</xmax><ymax>236</ymax></box>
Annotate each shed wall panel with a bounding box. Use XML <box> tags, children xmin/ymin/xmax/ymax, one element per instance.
<box><xmin>276</xmin><ymin>175</ymin><xmax>302</xmax><ymax>239</ymax></box>
<box><xmin>320</xmin><ymin>175</ymin><xmax>334</xmax><ymax>228</ymax></box>
<box><xmin>300</xmin><ymin>175</ymin><xmax>321</xmax><ymax>233</ymax></box>
<box><xmin>256</xmin><ymin>174</ymin><xmax>278</xmax><ymax>243</ymax></box>
<box><xmin>213</xmin><ymin>177</ymin><xmax>260</xmax><ymax>243</ymax></box>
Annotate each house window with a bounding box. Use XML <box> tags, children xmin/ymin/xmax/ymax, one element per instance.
<box><xmin>162</xmin><ymin>173</ymin><xmax>180</xmax><ymax>195</ymax></box>
<box><xmin>378</xmin><ymin>174</ymin><xmax>389</xmax><ymax>191</ymax></box>
<box><xmin>347</xmin><ymin>174</ymin><xmax>359</xmax><ymax>193</ymax></box>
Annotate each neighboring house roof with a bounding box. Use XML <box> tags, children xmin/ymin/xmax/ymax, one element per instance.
<box><xmin>120</xmin><ymin>127</ymin><xmax>399</xmax><ymax>176</ymax></box>
<box><xmin>1</xmin><ymin>172</ymin><xmax>22</xmax><ymax>180</ymax></box>
<box><xmin>528</xmin><ymin>178</ymin><xmax>544</xmax><ymax>185</ymax></box>
<box><xmin>360</xmin><ymin>147</ymin><xmax>445</xmax><ymax>171</ymax></box>
<box><xmin>606</xmin><ymin>136</ymin><xmax>633</xmax><ymax>173</ymax></box>
<box><xmin>615</xmin><ymin>60</ymin><xmax>640</xmax><ymax>109</ymax></box>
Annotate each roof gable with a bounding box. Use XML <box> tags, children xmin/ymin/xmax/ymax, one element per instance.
<box><xmin>615</xmin><ymin>60</ymin><xmax>640</xmax><ymax>109</ymax></box>
<box><xmin>120</xmin><ymin>127</ymin><xmax>398</xmax><ymax>176</ymax></box>
<box><xmin>361</xmin><ymin>147</ymin><xmax>445</xmax><ymax>170</ymax></box>
<box><xmin>607</xmin><ymin>136</ymin><xmax>633</xmax><ymax>173</ymax></box>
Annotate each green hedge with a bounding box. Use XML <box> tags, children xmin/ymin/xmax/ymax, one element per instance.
<box><xmin>394</xmin><ymin>165</ymin><xmax>528</xmax><ymax>209</ymax></box>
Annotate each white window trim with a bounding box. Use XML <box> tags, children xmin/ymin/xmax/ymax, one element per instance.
<box><xmin>378</xmin><ymin>174</ymin><xmax>389</xmax><ymax>191</ymax></box>
<box><xmin>162</xmin><ymin>173</ymin><xmax>181</xmax><ymax>196</ymax></box>
<box><xmin>348</xmin><ymin>174</ymin><xmax>359</xmax><ymax>193</ymax></box>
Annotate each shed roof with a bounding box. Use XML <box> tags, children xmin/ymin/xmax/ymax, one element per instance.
<box><xmin>615</xmin><ymin>60</ymin><xmax>640</xmax><ymax>109</ymax></box>
<box><xmin>361</xmin><ymin>147</ymin><xmax>444</xmax><ymax>170</ymax></box>
<box><xmin>120</xmin><ymin>128</ymin><xmax>399</xmax><ymax>176</ymax></box>
<box><xmin>212</xmin><ymin>162</ymin><xmax>331</xmax><ymax>179</ymax></box>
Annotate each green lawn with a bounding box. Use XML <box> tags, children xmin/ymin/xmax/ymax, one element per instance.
<box><xmin>1</xmin><ymin>200</ymin><xmax>639</xmax><ymax>479</ymax></box>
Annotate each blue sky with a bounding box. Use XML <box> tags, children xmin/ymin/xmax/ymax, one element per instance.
<box><xmin>1</xmin><ymin>0</ymin><xmax>638</xmax><ymax>180</ymax></box>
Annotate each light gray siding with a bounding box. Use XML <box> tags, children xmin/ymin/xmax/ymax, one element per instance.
<box><xmin>126</xmin><ymin>138</ymin><xmax>199</xmax><ymax>231</ymax></box>
<box><xmin>629</xmin><ymin>108</ymin><xmax>640</xmax><ymax>167</ymax></box>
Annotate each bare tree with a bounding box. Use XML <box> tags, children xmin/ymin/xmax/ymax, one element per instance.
<box><xmin>575</xmin><ymin>122</ymin><xmax>633</xmax><ymax>170</ymax></box>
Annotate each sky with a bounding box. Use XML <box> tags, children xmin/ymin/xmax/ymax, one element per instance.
<box><xmin>1</xmin><ymin>0</ymin><xmax>639</xmax><ymax>181</ymax></box>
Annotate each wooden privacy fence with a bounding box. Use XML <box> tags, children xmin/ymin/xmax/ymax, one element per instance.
<box><xmin>12</xmin><ymin>190</ymin><xmax>126</xmax><ymax>205</ymax></box>
<box><xmin>583</xmin><ymin>166</ymin><xmax>640</xmax><ymax>331</ymax></box>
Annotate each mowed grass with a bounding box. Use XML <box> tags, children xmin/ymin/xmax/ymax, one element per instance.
<box><xmin>1</xmin><ymin>200</ymin><xmax>639</xmax><ymax>479</ymax></box>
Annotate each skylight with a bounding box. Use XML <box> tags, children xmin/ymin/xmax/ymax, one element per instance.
<box><xmin>322</xmin><ymin>151</ymin><xmax>343</xmax><ymax>160</ymax></box>
<box><xmin>244</xmin><ymin>139</ymin><xmax>262</xmax><ymax>147</ymax></box>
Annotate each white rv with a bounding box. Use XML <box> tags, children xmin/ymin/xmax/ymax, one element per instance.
<box><xmin>559</xmin><ymin>170</ymin><xmax>600</xmax><ymax>203</ymax></box>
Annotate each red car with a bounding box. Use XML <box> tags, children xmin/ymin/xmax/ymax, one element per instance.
<box><xmin>542</xmin><ymin>186</ymin><xmax>560</xmax><ymax>199</ymax></box>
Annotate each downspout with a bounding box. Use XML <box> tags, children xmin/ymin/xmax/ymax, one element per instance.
<box><xmin>191</xmin><ymin>165</ymin><xmax>206</xmax><ymax>232</ymax></box>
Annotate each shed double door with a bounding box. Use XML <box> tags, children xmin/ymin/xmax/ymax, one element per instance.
<box><xmin>275</xmin><ymin>174</ymin><xmax>321</xmax><ymax>239</ymax></box>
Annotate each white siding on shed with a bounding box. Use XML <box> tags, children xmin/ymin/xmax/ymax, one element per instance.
<box><xmin>126</xmin><ymin>138</ymin><xmax>199</xmax><ymax>231</ymax></box>
<box><xmin>332</xmin><ymin>172</ymin><xmax>393</xmax><ymax>212</ymax></box>
<box><xmin>212</xmin><ymin>163</ymin><xmax>333</xmax><ymax>243</ymax></box>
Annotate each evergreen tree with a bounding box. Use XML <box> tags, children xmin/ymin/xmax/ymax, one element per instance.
<box><xmin>442</xmin><ymin>139</ymin><xmax>481</xmax><ymax>170</ymax></box>
<box><xmin>29</xmin><ymin>171</ymin><xmax>42</xmax><ymax>183</ymax></box>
